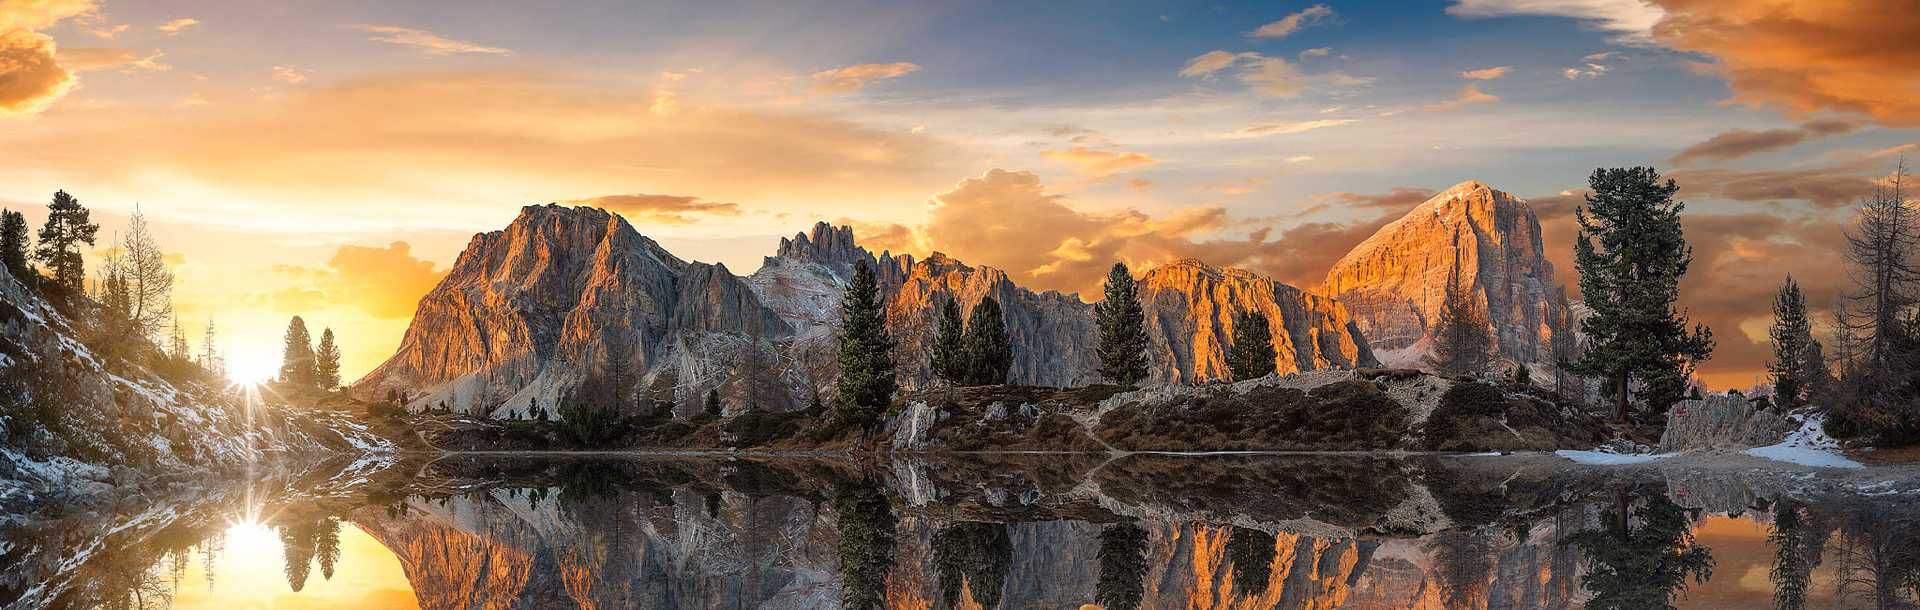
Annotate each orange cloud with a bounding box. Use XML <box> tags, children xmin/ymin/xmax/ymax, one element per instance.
<box><xmin>0</xmin><ymin>0</ymin><xmax>95</xmax><ymax>116</ymax></box>
<box><xmin>810</xmin><ymin>62</ymin><xmax>919</xmax><ymax>94</ymax></box>
<box><xmin>350</xmin><ymin>24</ymin><xmax>510</xmax><ymax>55</ymax></box>
<box><xmin>1458</xmin><ymin>66</ymin><xmax>1511</xmax><ymax>80</ymax></box>
<box><xmin>1039</xmin><ymin>146</ymin><xmax>1157</xmax><ymax>178</ymax></box>
<box><xmin>156</xmin><ymin>17</ymin><xmax>197</xmax><ymax>34</ymax></box>
<box><xmin>1214</xmin><ymin>118</ymin><xmax>1356</xmax><ymax>139</ymax></box>
<box><xmin>275</xmin><ymin>242</ymin><xmax>446</xmax><ymax>319</ymax></box>
<box><xmin>1178</xmin><ymin>51</ymin><xmax>1371</xmax><ymax>98</ymax></box>
<box><xmin>564</xmin><ymin>193</ymin><xmax>741</xmax><ymax>225</ymax></box>
<box><xmin>1651</xmin><ymin>0</ymin><xmax>1920</xmax><ymax>126</ymax></box>
<box><xmin>1422</xmin><ymin>83</ymin><xmax>1499</xmax><ymax>112</ymax></box>
<box><xmin>1248</xmin><ymin>4</ymin><xmax>1336</xmax><ymax>39</ymax></box>
<box><xmin>58</xmin><ymin>47</ymin><xmax>167</xmax><ymax>72</ymax></box>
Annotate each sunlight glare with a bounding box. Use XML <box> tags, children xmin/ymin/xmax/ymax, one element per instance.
<box><xmin>225</xmin><ymin>355</ymin><xmax>278</xmax><ymax>385</ymax></box>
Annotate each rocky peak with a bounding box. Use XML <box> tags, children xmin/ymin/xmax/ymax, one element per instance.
<box><xmin>775</xmin><ymin>221</ymin><xmax>864</xmax><ymax>266</ymax></box>
<box><xmin>1139</xmin><ymin>259</ymin><xmax>1375</xmax><ymax>382</ymax></box>
<box><xmin>1321</xmin><ymin>180</ymin><xmax>1572</xmax><ymax>367</ymax></box>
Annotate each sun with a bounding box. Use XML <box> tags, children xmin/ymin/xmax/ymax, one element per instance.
<box><xmin>225</xmin><ymin>356</ymin><xmax>279</xmax><ymax>386</ymax></box>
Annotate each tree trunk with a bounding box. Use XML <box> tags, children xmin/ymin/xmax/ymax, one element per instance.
<box><xmin>1615</xmin><ymin>373</ymin><xmax>1631</xmax><ymax>424</ymax></box>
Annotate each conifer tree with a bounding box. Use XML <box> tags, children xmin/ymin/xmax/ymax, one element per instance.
<box><xmin>279</xmin><ymin>316</ymin><xmax>317</xmax><ymax>387</ymax></box>
<box><xmin>1095</xmin><ymin>262</ymin><xmax>1150</xmax><ymax>386</ymax></box>
<box><xmin>1095</xmin><ymin>523</ymin><xmax>1149</xmax><ymax>610</ymax></box>
<box><xmin>315</xmin><ymin>328</ymin><xmax>342</xmax><ymax>390</ymax></box>
<box><xmin>705</xmin><ymin>388</ymin><xmax>722</xmax><ymax>417</ymax></box>
<box><xmin>96</xmin><ymin>251</ymin><xmax>136</xmax><ymax>357</ymax></box>
<box><xmin>1571</xmin><ymin>166</ymin><xmax>1715</xmax><ymax>422</ymax></box>
<box><xmin>1767</xmin><ymin>276</ymin><xmax>1815</xmax><ymax>406</ymax></box>
<box><xmin>834</xmin><ymin>259</ymin><xmax>895</xmax><ymax>425</ymax></box>
<box><xmin>1225</xmin><ymin>309</ymin><xmax>1277</xmax><ymax>381</ymax></box>
<box><xmin>200</xmin><ymin>317</ymin><xmax>223</xmax><ymax>379</ymax></box>
<box><xmin>962</xmin><ymin>296</ymin><xmax>1013</xmax><ymax>385</ymax></box>
<box><xmin>32</xmin><ymin>190</ymin><xmax>98</xmax><ymax>292</ymax></box>
<box><xmin>1426</xmin><ymin>272</ymin><xmax>1494</xmax><ymax>376</ymax></box>
<box><xmin>930</xmin><ymin>297</ymin><xmax>967</xmax><ymax>383</ymax></box>
<box><xmin>0</xmin><ymin>209</ymin><xmax>29</xmax><ymax>282</ymax></box>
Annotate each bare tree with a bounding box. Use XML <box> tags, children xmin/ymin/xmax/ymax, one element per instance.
<box><xmin>122</xmin><ymin>206</ymin><xmax>174</xmax><ymax>341</ymax></box>
<box><xmin>1839</xmin><ymin>159</ymin><xmax>1917</xmax><ymax>399</ymax></box>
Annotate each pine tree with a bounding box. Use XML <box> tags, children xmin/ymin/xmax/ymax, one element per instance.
<box><xmin>1426</xmin><ymin>272</ymin><xmax>1495</xmax><ymax>376</ymax></box>
<box><xmin>32</xmin><ymin>190</ymin><xmax>98</xmax><ymax>292</ymax></box>
<box><xmin>1095</xmin><ymin>262</ymin><xmax>1150</xmax><ymax>386</ymax></box>
<box><xmin>0</xmin><ymin>208</ymin><xmax>30</xmax><ymax>283</ymax></box>
<box><xmin>961</xmin><ymin>296</ymin><xmax>1013</xmax><ymax>385</ymax></box>
<box><xmin>1225</xmin><ymin>309</ymin><xmax>1277</xmax><ymax>381</ymax></box>
<box><xmin>1571</xmin><ymin>166</ymin><xmax>1715</xmax><ymax>423</ymax></box>
<box><xmin>1095</xmin><ymin>523</ymin><xmax>1149</xmax><ymax>610</ymax></box>
<box><xmin>1768</xmin><ymin>276</ymin><xmax>1815</xmax><ymax>407</ymax></box>
<box><xmin>279</xmin><ymin>316</ymin><xmax>317</xmax><ymax>387</ymax></box>
<box><xmin>200</xmin><ymin>317</ymin><xmax>224</xmax><ymax>379</ymax></box>
<box><xmin>705</xmin><ymin>388</ymin><xmax>722</xmax><ymax>417</ymax></box>
<box><xmin>1512</xmin><ymin>362</ymin><xmax>1533</xmax><ymax>388</ymax></box>
<box><xmin>929</xmin><ymin>297</ymin><xmax>967</xmax><ymax>383</ymax></box>
<box><xmin>96</xmin><ymin>251</ymin><xmax>136</xmax><ymax>358</ymax></box>
<box><xmin>834</xmin><ymin>259</ymin><xmax>895</xmax><ymax>426</ymax></box>
<box><xmin>314</xmin><ymin>328</ymin><xmax>342</xmax><ymax>390</ymax></box>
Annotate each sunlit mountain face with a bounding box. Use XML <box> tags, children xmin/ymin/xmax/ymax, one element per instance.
<box><xmin>2</xmin><ymin>0</ymin><xmax>1916</xmax><ymax>390</ymax></box>
<box><xmin>9</xmin><ymin>454</ymin><xmax>1912</xmax><ymax>609</ymax></box>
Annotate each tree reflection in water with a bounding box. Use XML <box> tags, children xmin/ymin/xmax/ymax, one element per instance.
<box><xmin>1567</xmin><ymin>484</ymin><xmax>1715</xmax><ymax>610</ymax></box>
<box><xmin>26</xmin><ymin>455</ymin><xmax>1920</xmax><ymax>610</ymax></box>
<box><xmin>833</xmin><ymin>478</ymin><xmax>896</xmax><ymax>610</ymax></box>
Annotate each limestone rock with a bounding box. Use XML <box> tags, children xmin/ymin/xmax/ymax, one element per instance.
<box><xmin>1658</xmin><ymin>394</ymin><xmax>1798</xmax><ymax>452</ymax></box>
<box><xmin>1140</xmin><ymin>260</ymin><xmax>1376</xmax><ymax>383</ymax></box>
<box><xmin>1322</xmin><ymin>180</ymin><xmax>1573</xmax><ymax>367</ymax></box>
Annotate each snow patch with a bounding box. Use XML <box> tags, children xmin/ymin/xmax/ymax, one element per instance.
<box><xmin>1742</xmin><ymin>414</ymin><xmax>1863</xmax><ymax>469</ymax></box>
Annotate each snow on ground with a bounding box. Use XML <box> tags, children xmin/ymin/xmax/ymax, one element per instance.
<box><xmin>1554</xmin><ymin>450</ymin><xmax>1675</xmax><ymax>465</ymax></box>
<box><xmin>1744</xmin><ymin>414</ymin><xmax>1864</xmax><ymax>469</ymax></box>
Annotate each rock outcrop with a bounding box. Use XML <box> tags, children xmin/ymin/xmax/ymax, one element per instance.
<box><xmin>1143</xmin><ymin>260</ymin><xmax>1375</xmax><ymax>383</ymax></box>
<box><xmin>885</xmin><ymin>252</ymin><xmax>1101</xmax><ymax>388</ymax></box>
<box><xmin>1322</xmin><ymin>180</ymin><xmax>1574</xmax><ymax>367</ymax></box>
<box><xmin>1657</xmin><ymin>394</ymin><xmax>1798</xmax><ymax>452</ymax></box>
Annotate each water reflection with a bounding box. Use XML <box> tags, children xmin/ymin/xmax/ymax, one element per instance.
<box><xmin>8</xmin><ymin>454</ymin><xmax>1920</xmax><ymax>609</ymax></box>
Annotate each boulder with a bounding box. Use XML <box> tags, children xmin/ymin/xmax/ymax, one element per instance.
<box><xmin>1658</xmin><ymin>394</ymin><xmax>1798</xmax><ymax>452</ymax></box>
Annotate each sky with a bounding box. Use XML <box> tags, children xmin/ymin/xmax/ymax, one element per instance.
<box><xmin>3</xmin><ymin>0</ymin><xmax>1917</xmax><ymax>389</ymax></box>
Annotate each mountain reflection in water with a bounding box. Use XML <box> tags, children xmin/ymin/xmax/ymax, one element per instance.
<box><xmin>7</xmin><ymin>454</ymin><xmax>1919</xmax><ymax>609</ymax></box>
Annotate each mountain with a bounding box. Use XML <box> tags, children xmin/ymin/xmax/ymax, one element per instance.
<box><xmin>1321</xmin><ymin>180</ymin><xmax>1574</xmax><ymax>368</ymax></box>
<box><xmin>1142</xmin><ymin>260</ymin><xmax>1375</xmax><ymax>383</ymax></box>
<box><xmin>355</xmin><ymin>210</ymin><xmax>1375</xmax><ymax>417</ymax></box>
<box><xmin>353</xmin><ymin>204</ymin><xmax>791</xmax><ymax>417</ymax></box>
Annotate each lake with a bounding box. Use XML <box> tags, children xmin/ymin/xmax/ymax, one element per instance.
<box><xmin>6</xmin><ymin>452</ymin><xmax>1916</xmax><ymax>609</ymax></box>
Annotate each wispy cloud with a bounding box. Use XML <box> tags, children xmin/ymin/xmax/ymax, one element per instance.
<box><xmin>271</xmin><ymin>65</ymin><xmax>310</xmax><ymax>84</ymax></box>
<box><xmin>60</xmin><ymin>47</ymin><xmax>169</xmax><ymax>73</ymax></box>
<box><xmin>810</xmin><ymin>61</ymin><xmax>919</xmax><ymax>94</ymax></box>
<box><xmin>157</xmin><ymin>17</ymin><xmax>198</xmax><ymax>34</ymax></box>
<box><xmin>1445</xmin><ymin>0</ymin><xmax>1663</xmax><ymax>44</ymax></box>
<box><xmin>1670</xmin><ymin>120</ymin><xmax>1860</xmax><ymax>165</ymax></box>
<box><xmin>1213</xmin><ymin>118</ymin><xmax>1356</xmax><ymax>139</ymax></box>
<box><xmin>1248</xmin><ymin>4</ymin><xmax>1336</xmax><ymax>39</ymax></box>
<box><xmin>350</xmin><ymin>24</ymin><xmax>511</xmax><ymax>55</ymax></box>
<box><xmin>563</xmin><ymin>193</ymin><xmax>743</xmax><ymax>224</ymax></box>
<box><xmin>1181</xmin><ymin>50</ymin><xmax>1371</xmax><ymax>98</ymax></box>
<box><xmin>1458</xmin><ymin>66</ymin><xmax>1511</xmax><ymax>80</ymax></box>
<box><xmin>1423</xmin><ymin>84</ymin><xmax>1499</xmax><ymax>112</ymax></box>
<box><xmin>1040</xmin><ymin>146</ymin><xmax>1157</xmax><ymax>178</ymax></box>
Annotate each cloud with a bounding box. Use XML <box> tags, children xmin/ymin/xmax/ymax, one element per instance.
<box><xmin>1458</xmin><ymin>66</ymin><xmax>1512</xmax><ymax>80</ymax></box>
<box><xmin>0</xmin><ymin>0</ymin><xmax>94</xmax><ymax>116</ymax></box>
<box><xmin>4</xmin><ymin>70</ymin><xmax>957</xmax><ymax>224</ymax></box>
<box><xmin>1284</xmin><ymin>155</ymin><xmax>1315</xmax><ymax>163</ymax></box>
<box><xmin>156</xmin><ymin>17</ymin><xmax>197</xmax><ymax>34</ymax></box>
<box><xmin>1204</xmin><ymin>178</ymin><xmax>1268</xmax><ymax>195</ymax></box>
<box><xmin>1447</xmin><ymin>0</ymin><xmax>1665</xmax><ymax>43</ymax></box>
<box><xmin>84</xmin><ymin>22</ymin><xmax>124</xmax><ymax>38</ymax></box>
<box><xmin>1318</xmin><ymin>187</ymin><xmax>1438</xmax><ymax>210</ymax></box>
<box><xmin>810</xmin><ymin>62</ymin><xmax>919</xmax><ymax>94</ymax></box>
<box><xmin>275</xmin><ymin>242</ymin><xmax>447</xmax><ymax>318</ymax></box>
<box><xmin>1248</xmin><ymin>4</ymin><xmax>1336</xmax><ymax>39</ymax></box>
<box><xmin>1670</xmin><ymin>166</ymin><xmax>1884</xmax><ymax>209</ymax></box>
<box><xmin>58</xmin><ymin>47</ymin><xmax>167</xmax><ymax>72</ymax></box>
<box><xmin>271</xmin><ymin>65</ymin><xmax>310</xmax><ymax>84</ymax></box>
<box><xmin>1670</xmin><ymin>120</ymin><xmax>1859</xmax><ymax>164</ymax></box>
<box><xmin>1214</xmin><ymin>118</ymin><xmax>1356</xmax><ymax>139</ymax></box>
<box><xmin>1649</xmin><ymin>0</ymin><xmax>1920</xmax><ymax>127</ymax></box>
<box><xmin>350</xmin><ymin>24</ymin><xmax>511</xmax><ymax>55</ymax></box>
<box><xmin>564</xmin><ymin>193</ymin><xmax>742</xmax><ymax>224</ymax></box>
<box><xmin>1298</xmin><ymin>47</ymin><xmax>1331</xmax><ymax>59</ymax></box>
<box><xmin>1179</xmin><ymin>50</ymin><xmax>1371</xmax><ymax>98</ymax></box>
<box><xmin>1039</xmin><ymin>146</ymin><xmax>1157</xmax><ymax>178</ymax></box>
<box><xmin>1423</xmin><ymin>84</ymin><xmax>1500</xmax><ymax>112</ymax></box>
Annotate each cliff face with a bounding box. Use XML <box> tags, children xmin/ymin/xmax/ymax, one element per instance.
<box><xmin>1142</xmin><ymin>260</ymin><xmax>1376</xmax><ymax>383</ymax></box>
<box><xmin>1321</xmin><ymin>180</ymin><xmax>1572</xmax><ymax>367</ymax></box>
<box><xmin>352</xmin><ymin>204</ymin><xmax>789</xmax><ymax>417</ymax></box>
<box><xmin>357</xmin><ymin>213</ymin><xmax>1378</xmax><ymax>417</ymax></box>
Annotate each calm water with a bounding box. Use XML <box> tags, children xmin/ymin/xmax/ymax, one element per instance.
<box><xmin>7</xmin><ymin>453</ymin><xmax>1917</xmax><ymax>609</ymax></box>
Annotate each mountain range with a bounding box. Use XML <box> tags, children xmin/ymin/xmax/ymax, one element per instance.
<box><xmin>351</xmin><ymin>180</ymin><xmax>1569</xmax><ymax>417</ymax></box>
